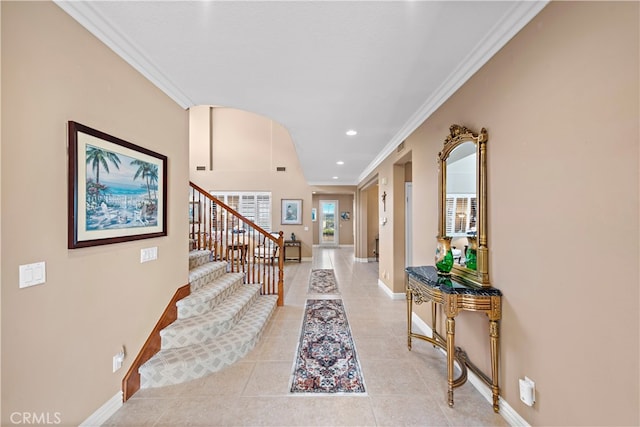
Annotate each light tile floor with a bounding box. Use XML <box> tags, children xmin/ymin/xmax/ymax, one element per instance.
<box><xmin>104</xmin><ymin>247</ymin><xmax>508</xmax><ymax>426</ymax></box>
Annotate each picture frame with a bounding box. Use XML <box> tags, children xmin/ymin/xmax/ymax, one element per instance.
<box><xmin>68</xmin><ymin>121</ymin><xmax>168</xmax><ymax>248</ymax></box>
<box><xmin>340</xmin><ymin>211</ymin><xmax>351</xmax><ymax>221</ymax></box>
<box><xmin>281</xmin><ymin>199</ymin><xmax>302</xmax><ymax>225</ymax></box>
<box><xmin>311</xmin><ymin>208</ymin><xmax>317</xmax><ymax>222</ymax></box>
<box><xmin>189</xmin><ymin>201</ymin><xmax>201</xmax><ymax>224</ymax></box>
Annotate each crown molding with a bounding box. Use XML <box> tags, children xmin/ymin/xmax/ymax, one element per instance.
<box><xmin>357</xmin><ymin>1</ymin><xmax>549</xmax><ymax>184</ymax></box>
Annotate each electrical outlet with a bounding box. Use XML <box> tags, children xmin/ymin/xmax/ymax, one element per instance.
<box><xmin>519</xmin><ymin>376</ymin><xmax>535</xmax><ymax>406</ymax></box>
<box><xmin>112</xmin><ymin>348</ymin><xmax>125</xmax><ymax>373</ymax></box>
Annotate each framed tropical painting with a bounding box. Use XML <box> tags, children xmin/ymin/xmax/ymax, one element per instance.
<box><xmin>68</xmin><ymin>121</ymin><xmax>168</xmax><ymax>248</ymax></box>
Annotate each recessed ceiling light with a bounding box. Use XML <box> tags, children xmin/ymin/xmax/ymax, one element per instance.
<box><xmin>346</xmin><ymin>129</ymin><xmax>357</xmax><ymax>136</ymax></box>
<box><xmin>332</xmin><ymin>176</ymin><xmax>339</xmax><ymax>180</ymax></box>
<box><xmin>336</xmin><ymin>161</ymin><xmax>344</xmax><ymax>165</ymax></box>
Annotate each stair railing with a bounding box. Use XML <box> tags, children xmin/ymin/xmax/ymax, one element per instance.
<box><xmin>189</xmin><ymin>182</ymin><xmax>284</xmax><ymax>306</ymax></box>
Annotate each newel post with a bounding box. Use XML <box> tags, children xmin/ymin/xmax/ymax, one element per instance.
<box><xmin>277</xmin><ymin>231</ymin><xmax>284</xmax><ymax>306</ymax></box>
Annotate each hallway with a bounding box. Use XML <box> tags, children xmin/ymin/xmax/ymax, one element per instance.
<box><xmin>105</xmin><ymin>247</ymin><xmax>507</xmax><ymax>426</ymax></box>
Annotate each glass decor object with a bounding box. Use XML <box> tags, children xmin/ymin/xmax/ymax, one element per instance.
<box><xmin>435</xmin><ymin>236</ymin><xmax>454</xmax><ymax>274</ymax></box>
<box><xmin>465</xmin><ymin>235</ymin><xmax>477</xmax><ymax>270</ymax></box>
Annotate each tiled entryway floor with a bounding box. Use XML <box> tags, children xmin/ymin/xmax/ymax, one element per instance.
<box><xmin>104</xmin><ymin>247</ymin><xmax>507</xmax><ymax>426</ymax></box>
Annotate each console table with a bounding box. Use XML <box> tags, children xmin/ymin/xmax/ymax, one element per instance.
<box><xmin>405</xmin><ymin>266</ymin><xmax>502</xmax><ymax>412</ymax></box>
<box><xmin>283</xmin><ymin>240</ymin><xmax>301</xmax><ymax>262</ymax></box>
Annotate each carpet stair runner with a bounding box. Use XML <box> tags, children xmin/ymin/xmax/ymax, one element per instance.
<box><xmin>138</xmin><ymin>249</ymin><xmax>278</xmax><ymax>388</ymax></box>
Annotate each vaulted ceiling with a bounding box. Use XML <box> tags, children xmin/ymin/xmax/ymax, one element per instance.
<box><xmin>55</xmin><ymin>1</ymin><xmax>547</xmax><ymax>185</ymax></box>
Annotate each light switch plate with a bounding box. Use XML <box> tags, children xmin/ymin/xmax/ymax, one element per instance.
<box><xmin>19</xmin><ymin>262</ymin><xmax>46</xmax><ymax>288</ymax></box>
<box><xmin>140</xmin><ymin>247</ymin><xmax>158</xmax><ymax>263</ymax></box>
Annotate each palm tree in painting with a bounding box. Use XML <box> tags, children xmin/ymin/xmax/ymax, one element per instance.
<box><xmin>131</xmin><ymin>160</ymin><xmax>158</xmax><ymax>202</ymax></box>
<box><xmin>86</xmin><ymin>146</ymin><xmax>121</xmax><ymax>184</ymax></box>
<box><xmin>86</xmin><ymin>146</ymin><xmax>121</xmax><ymax>205</ymax></box>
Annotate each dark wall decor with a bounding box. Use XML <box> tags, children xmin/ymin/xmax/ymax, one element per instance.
<box><xmin>68</xmin><ymin>121</ymin><xmax>168</xmax><ymax>248</ymax></box>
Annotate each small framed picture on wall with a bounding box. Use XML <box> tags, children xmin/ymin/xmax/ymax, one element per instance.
<box><xmin>282</xmin><ymin>199</ymin><xmax>302</xmax><ymax>225</ymax></box>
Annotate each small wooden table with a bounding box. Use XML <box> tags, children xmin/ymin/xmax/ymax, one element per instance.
<box><xmin>283</xmin><ymin>240</ymin><xmax>301</xmax><ymax>262</ymax></box>
<box><xmin>226</xmin><ymin>243</ymin><xmax>248</xmax><ymax>264</ymax></box>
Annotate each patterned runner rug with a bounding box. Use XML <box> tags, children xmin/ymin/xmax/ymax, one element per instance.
<box><xmin>308</xmin><ymin>269</ymin><xmax>339</xmax><ymax>294</ymax></box>
<box><xmin>290</xmin><ymin>299</ymin><xmax>366</xmax><ymax>394</ymax></box>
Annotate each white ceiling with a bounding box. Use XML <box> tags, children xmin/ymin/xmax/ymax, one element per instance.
<box><xmin>55</xmin><ymin>1</ymin><xmax>547</xmax><ymax>185</ymax></box>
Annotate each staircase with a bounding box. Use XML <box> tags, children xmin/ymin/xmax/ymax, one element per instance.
<box><xmin>137</xmin><ymin>249</ymin><xmax>278</xmax><ymax>388</ymax></box>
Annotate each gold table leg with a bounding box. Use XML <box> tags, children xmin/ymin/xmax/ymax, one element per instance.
<box><xmin>432</xmin><ymin>300</ymin><xmax>437</xmax><ymax>345</ymax></box>
<box><xmin>406</xmin><ymin>290</ymin><xmax>413</xmax><ymax>350</ymax></box>
<box><xmin>446</xmin><ymin>317</ymin><xmax>455</xmax><ymax>407</ymax></box>
<box><xmin>490</xmin><ymin>319</ymin><xmax>500</xmax><ymax>412</ymax></box>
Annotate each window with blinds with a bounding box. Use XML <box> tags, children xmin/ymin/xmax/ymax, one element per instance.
<box><xmin>210</xmin><ymin>192</ymin><xmax>272</xmax><ymax>232</ymax></box>
<box><xmin>445</xmin><ymin>194</ymin><xmax>477</xmax><ymax>236</ymax></box>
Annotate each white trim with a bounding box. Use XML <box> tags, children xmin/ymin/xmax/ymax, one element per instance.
<box><xmin>410</xmin><ymin>313</ymin><xmax>529</xmax><ymax>427</ymax></box>
<box><xmin>354</xmin><ymin>257</ymin><xmax>369</xmax><ymax>263</ymax></box>
<box><xmin>301</xmin><ymin>257</ymin><xmax>312</xmax><ymax>262</ymax></box>
<box><xmin>377</xmin><ymin>279</ymin><xmax>405</xmax><ymax>300</ymax></box>
<box><xmin>79</xmin><ymin>391</ymin><xmax>123</xmax><ymax>427</ymax></box>
<box><xmin>357</xmin><ymin>1</ymin><xmax>549</xmax><ymax>184</ymax></box>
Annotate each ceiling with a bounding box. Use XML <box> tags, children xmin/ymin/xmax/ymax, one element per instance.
<box><xmin>55</xmin><ymin>1</ymin><xmax>547</xmax><ymax>186</ymax></box>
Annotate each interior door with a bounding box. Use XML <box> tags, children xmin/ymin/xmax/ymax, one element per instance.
<box><xmin>319</xmin><ymin>200</ymin><xmax>338</xmax><ymax>246</ymax></box>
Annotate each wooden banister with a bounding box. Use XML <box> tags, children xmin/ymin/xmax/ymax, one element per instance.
<box><xmin>189</xmin><ymin>182</ymin><xmax>284</xmax><ymax>306</ymax></box>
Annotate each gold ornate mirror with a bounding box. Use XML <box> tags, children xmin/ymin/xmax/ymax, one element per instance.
<box><xmin>438</xmin><ymin>124</ymin><xmax>490</xmax><ymax>287</ymax></box>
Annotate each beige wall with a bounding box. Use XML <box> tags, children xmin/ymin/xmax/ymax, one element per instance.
<box><xmin>1</xmin><ymin>2</ymin><xmax>189</xmax><ymax>424</ymax></box>
<box><xmin>358</xmin><ymin>2</ymin><xmax>639</xmax><ymax>425</ymax></box>
<box><xmin>189</xmin><ymin>106</ymin><xmax>314</xmax><ymax>257</ymax></box>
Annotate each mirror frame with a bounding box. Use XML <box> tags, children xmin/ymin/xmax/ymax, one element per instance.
<box><xmin>438</xmin><ymin>124</ymin><xmax>491</xmax><ymax>287</ymax></box>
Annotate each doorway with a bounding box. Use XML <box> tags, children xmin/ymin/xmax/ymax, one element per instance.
<box><xmin>405</xmin><ymin>182</ymin><xmax>413</xmax><ymax>267</ymax></box>
<box><xmin>319</xmin><ymin>200</ymin><xmax>339</xmax><ymax>246</ymax></box>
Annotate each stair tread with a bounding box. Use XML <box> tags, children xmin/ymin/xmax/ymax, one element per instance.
<box><xmin>140</xmin><ymin>295</ymin><xmax>277</xmax><ymax>374</ymax></box>
<box><xmin>189</xmin><ymin>249</ymin><xmax>211</xmax><ymax>258</ymax></box>
<box><xmin>179</xmin><ymin>272</ymin><xmax>244</xmax><ymax>306</ymax></box>
<box><xmin>162</xmin><ymin>284</ymin><xmax>261</xmax><ymax>336</ymax></box>
<box><xmin>188</xmin><ymin>260</ymin><xmax>227</xmax><ymax>279</ymax></box>
<box><xmin>188</xmin><ymin>250</ymin><xmax>216</xmax><ymax>269</ymax></box>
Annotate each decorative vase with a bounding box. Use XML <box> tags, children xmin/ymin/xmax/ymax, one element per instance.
<box><xmin>290</xmin><ymin>232</ymin><xmax>296</xmax><ymax>241</ymax></box>
<box><xmin>435</xmin><ymin>236</ymin><xmax>454</xmax><ymax>275</ymax></box>
<box><xmin>465</xmin><ymin>235</ymin><xmax>477</xmax><ymax>270</ymax></box>
<box><xmin>437</xmin><ymin>276</ymin><xmax>453</xmax><ymax>288</ymax></box>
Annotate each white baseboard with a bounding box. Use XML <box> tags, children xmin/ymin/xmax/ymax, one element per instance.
<box><xmin>79</xmin><ymin>391</ymin><xmax>123</xmax><ymax>426</ymax></box>
<box><xmin>353</xmin><ymin>257</ymin><xmax>378</xmax><ymax>263</ymax></box>
<box><xmin>410</xmin><ymin>313</ymin><xmax>529</xmax><ymax>427</ymax></box>
<box><xmin>377</xmin><ymin>279</ymin><xmax>406</xmax><ymax>300</ymax></box>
